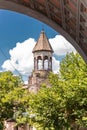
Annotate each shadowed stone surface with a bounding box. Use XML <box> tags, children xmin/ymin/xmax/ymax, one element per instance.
<box><xmin>0</xmin><ymin>0</ymin><xmax>87</xmax><ymax>62</ymax></box>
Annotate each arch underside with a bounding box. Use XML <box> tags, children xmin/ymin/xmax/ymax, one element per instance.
<box><xmin>0</xmin><ymin>0</ymin><xmax>87</xmax><ymax>62</ymax></box>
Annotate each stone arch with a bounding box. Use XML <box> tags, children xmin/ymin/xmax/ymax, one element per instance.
<box><xmin>0</xmin><ymin>0</ymin><xmax>87</xmax><ymax>62</ymax></box>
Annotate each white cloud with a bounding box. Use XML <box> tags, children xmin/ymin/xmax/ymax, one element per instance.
<box><xmin>2</xmin><ymin>38</ymin><xmax>35</xmax><ymax>75</ymax></box>
<box><xmin>2</xmin><ymin>35</ymin><xmax>76</xmax><ymax>79</ymax></box>
<box><xmin>52</xmin><ymin>57</ymin><xmax>60</xmax><ymax>73</ymax></box>
<box><xmin>49</xmin><ymin>35</ymin><xmax>76</xmax><ymax>55</ymax></box>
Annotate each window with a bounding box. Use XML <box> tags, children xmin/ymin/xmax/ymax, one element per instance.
<box><xmin>37</xmin><ymin>56</ymin><xmax>42</xmax><ymax>70</ymax></box>
<box><xmin>44</xmin><ymin>56</ymin><xmax>48</xmax><ymax>70</ymax></box>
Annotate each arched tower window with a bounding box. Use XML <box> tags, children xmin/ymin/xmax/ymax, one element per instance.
<box><xmin>44</xmin><ymin>56</ymin><xmax>48</xmax><ymax>70</ymax></box>
<box><xmin>37</xmin><ymin>56</ymin><xmax>42</xmax><ymax>70</ymax></box>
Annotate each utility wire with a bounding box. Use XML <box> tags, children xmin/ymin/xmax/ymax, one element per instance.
<box><xmin>0</xmin><ymin>47</ymin><xmax>22</xmax><ymax>76</ymax></box>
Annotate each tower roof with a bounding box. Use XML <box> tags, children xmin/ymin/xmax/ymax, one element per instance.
<box><xmin>32</xmin><ymin>31</ymin><xmax>54</xmax><ymax>53</ymax></box>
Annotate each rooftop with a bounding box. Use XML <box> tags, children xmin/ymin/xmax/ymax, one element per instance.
<box><xmin>32</xmin><ymin>30</ymin><xmax>54</xmax><ymax>53</ymax></box>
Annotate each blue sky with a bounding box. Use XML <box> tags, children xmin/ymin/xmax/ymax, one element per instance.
<box><xmin>0</xmin><ymin>10</ymin><xmax>57</xmax><ymax>65</ymax></box>
<box><xmin>0</xmin><ymin>9</ymin><xmax>76</xmax><ymax>82</ymax></box>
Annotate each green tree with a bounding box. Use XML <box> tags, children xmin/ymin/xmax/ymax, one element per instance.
<box><xmin>60</xmin><ymin>53</ymin><xmax>87</xmax><ymax>129</ymax></box>
<box><xmin>29</xmin><ymin>53</ymin><xmax>87</xmax><ymax>130</ymax></box>
<box><xmin>60</xmin><ymin>53</ymin><xmax>87</xmax><ymax>80</ymax></box>
<box><xmin>0</xmin><ymin>71</ymin><xmax>29</xmax><ymax>129</ymax></box>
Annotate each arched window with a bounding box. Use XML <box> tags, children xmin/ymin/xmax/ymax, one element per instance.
<box><xmin>44</xmin><ymin>56</ymin><xmax>48</xmax><ymax>70</ymax></box>
<box><xmin>37</xmin><ymin>56</ymin><xmax>42</xmax><ymax>70</ymax></box>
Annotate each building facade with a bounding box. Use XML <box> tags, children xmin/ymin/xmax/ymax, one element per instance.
<box><xmin>28</xmin><ymin>30</ymin><xmax>54</xmax><ymax>93</ymax></box>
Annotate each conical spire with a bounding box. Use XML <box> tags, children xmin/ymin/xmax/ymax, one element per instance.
<box><xmin>32</xmin><ymin>30</ymin><xmax>54</xmax><ymax>53</ymax></box>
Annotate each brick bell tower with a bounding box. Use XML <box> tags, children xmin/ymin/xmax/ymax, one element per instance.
<box><xmin>28</xmin><ymin>30</ymin><xmax>54</xmax><ymax>92</ymax></box>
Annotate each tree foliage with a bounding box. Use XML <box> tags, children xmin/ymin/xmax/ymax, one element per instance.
<box><xmin>1</xmin><ymin>53</ymin><xmax>87</xmax><ymax>130</ymax></box>
<box><xmin>0</xmin><ymin>71</ymin><xmax>29</xmax><ymax>129</ymax></box>
<box><xmin>29</xmin><ymin>53</ymin><xmax>87</xmax><ymax>130</ymax></box>
<box><xmin>60</xmin><ymin>53</ymin><xmax>87</xmax><ymax>80</ymax></box>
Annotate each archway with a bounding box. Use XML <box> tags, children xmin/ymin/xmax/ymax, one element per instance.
<box><xmin>0</xmin><ymin>0</ymin><xmax>87</xmax><ymax>62</ymax></box>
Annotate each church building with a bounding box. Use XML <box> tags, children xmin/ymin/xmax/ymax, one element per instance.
<box><xmin>4</xmin><ymin>30</ymin><xmax>54</xmax><ymax>130</ymax></box>
<box><xmin>28</xmin><ymin>30</ymin><xmax>54</xmax><ymax>92</ymax></box>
